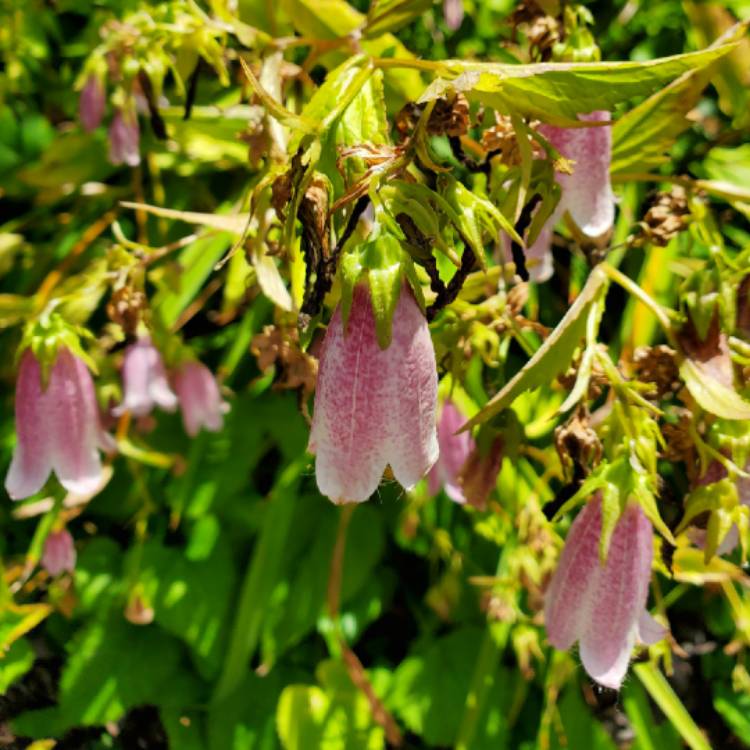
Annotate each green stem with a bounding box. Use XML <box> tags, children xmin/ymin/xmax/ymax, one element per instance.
<box><xmin>633</xmin><ymin>662</ymin><xmax>711</xmax><ymax>750</ymax></box>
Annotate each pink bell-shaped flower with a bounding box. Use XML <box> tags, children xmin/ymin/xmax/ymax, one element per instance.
<box><xmin>540</xmin><ymin>111</ymin><xmax>615</xmax><ymax>239</ymax></box>
<box><xmin>6</xmin><ymin>348</ymin><xmax>110</xmax><ymax>500</ymax></box>
<box><xmin>108</xmin><ymin>108</ymin><xmax>140</xmax><ymax>167</ymax></box>
<box><xmin>428</xmin><ymin>400</ymin><xmax>474</xmax><ymax>503</ymax></box>
<box><xmin>114</xmin><ymin>337</ymin><xmax>178</xmax><ymax>418</ymax></box>
<box><xmin>309</xmin><ymin>283</ymin><xmax>439</xmax><ymax>504</ymax></box>
<box><xmin>79</xmin><ymin>75</ymin><xmax>105</xmax><ymax>133</ymax></box>
<box><xmin>544</xmin><ymin>496</ymin><xmax>665</xmax><ymax>689</ymax></box>
<box><xmin>42</xmin><ymin>529</ymin><xmax>77</xmax><ymax>577</ymax></box>
<box><xmin>443</xmin><ymin>0</ymin><xmax>464</xmax><ymax>30</ymax></box>
<box><xmin>172</xmin><ymin>360</ymin><xmax>229</xmax><ymax>437</ymax></box>
<box><xmin>506</xmin><ymin>111</ymin><xmax>614</xmax><ymax>282</ymax></box>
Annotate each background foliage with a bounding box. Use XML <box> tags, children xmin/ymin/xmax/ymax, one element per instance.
<box><xmin>2</xmin><ymin>0</ymin><xmax>750</xmax><ymax>748</ymax></box>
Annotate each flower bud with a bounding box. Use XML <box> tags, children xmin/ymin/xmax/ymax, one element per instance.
<box><xmin>108</xmin><ymin>109</ymin><xmax>140</xmax><ymax>167</ymax></box>
<box><xmin>173</xmin><ymin>360</ymin><xmax>229</xmax><ymax>437</ymax></box>
<box><xmin>79</xmin><ymin>75</ymin><xmax>106</xmax><ymax>133</ymax></box>
<box><xmin>114</xmin><ymin>337</ymin><xmax>177</xmax><ymax>418</ymax></box>
<box><xmin>42</xmin><ymin>529</ymin><xmax>76</xmax><ymax>577</ymax></box>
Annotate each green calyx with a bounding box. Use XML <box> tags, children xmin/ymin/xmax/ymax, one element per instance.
<box><xmin>19</xmin><ymin>312</ymin><xmax>96</xmax><ymax>385</ymax></box>
<box><xmin>340</xmin><ymin>219</ymin><xmax>424</xmax><ymax>350</ymax></box>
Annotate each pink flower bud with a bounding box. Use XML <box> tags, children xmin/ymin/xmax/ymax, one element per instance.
<box><xmin>114</xmin><ymin>338</ymin><xmax>177</xmax><ymax>418</ymax></box>
<box><xmin>42</xmin><ymin>529</ymin><xmax>76</xmax><ymax>577</ymax></box>
<box><xmin>108</xmin><ymin>109</ymin><xmax>140</xmax><ymax>167</ymax></box>
<box><xmin>544</xmin><ymin>496</ymin><xmax>665</xmax><ymax>689</ymax></box>
<box><xmin>443</xmin><ymin>0</ymin><xmax>464</xmax><ymax>31</ymax></box>
<box><xmin>457</xmin><ymin>435</ymin><xmax>503</xmax><ymax>510</ymax></box>
<box><xmin>79</xmin><ymin>75</ymin><xmax>105</xmax><ymax>133</ymax></box>
<box><xmin>309</xmin><ymin>283</ymin><xmax>439</xmax><ymax>504</ymax></box>
<box><xmin>428</xmin><ymin>400</ymin><xmax>474</xmax><ymax>503</ymax></box>
<box><xmin>5</xmin><ymin>348</ymin><xmax>110</xmax><ymax>500</ymax></box>
<box><xmin>172</xmin><ymin>360</ymin><xmax>229</xmax><ymax>437</ymax></box>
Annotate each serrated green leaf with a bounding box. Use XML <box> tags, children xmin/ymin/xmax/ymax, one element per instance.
<box><xmin>364</xmin><ymin>0</ymin><xmax>434</xmax><ymax>37</ymax></box>
<box><xmin>418</xmin><ymin>45</ymin><xmax>737</xmax><ymax>125</ymax></box>
<box><xmin>611</xmin><ymin>26</ymin><xmax>741</xmax><ymax>174</ymax></box>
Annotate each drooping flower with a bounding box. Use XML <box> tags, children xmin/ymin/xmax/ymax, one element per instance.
<box><xmin>544</xmin><ymin>496</ymin><xmax>665</xmax><ymax>689</ymax></box>
<box><xmin>457</xmin><ymin>433</ymin><xmax>503</xmax><ymax>510</ymax></box>
<box><xmin>506</xmin><ymin>111</ymin><xmax>614</xmax><ymax>282</ymax></box>
<box><xmin>309</xmin><ymin>283</ymin><xmax>438</xmax><ymax>504</ymax></box>
<box><xmin>108</xmin><ymin>108</ymin><xmax>140</xmax><ymax>167</ymax></box>
<box><xmin>5</xmin><ymin>348</ymin><xmax>110</xmax><ymax>500</ymax></box>
<box><xmin>443</xmin><ymin>0</ymin><xmax>464</xmax><ymax>30</ymax></box>
<box><xmin>79</xmin><ymin>75</ymin><xmax>106</xmax><ymax>133</ymax></box>
<box><xmin>540</xmin><ymin>111</ymin><xmax>615</xmax><ymax>238</ymax></box>
<box><xmin>172</xmin><ymin>360</ymin><xmax>229</xmax><ymax>437</ymax></box>
<box><xmin>114</xmin><ymin>337</ymin><xmax>177</xmax><ymax>418</ymax></box>
<box><xmin>428</xmin><ymin>400</ymin><xmax>474</xmax><ymax>503</ymax></box>
<box><xmin>42</xmin><ymin>529</ymin><xmax>77</xmax><ymax>577</ymax></box>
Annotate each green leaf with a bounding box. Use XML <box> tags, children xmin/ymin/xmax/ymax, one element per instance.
<box><xmin>277</xmin><ymin>661</ymin><xmax>385</xmax><ymax>750</ymax></box>
<box><xmin>679</xmin><ymin>356</ymin><xmax>750</xmax><ymax>420</ymax></box>
<box><xmin>0</xmin><ymin>637</ymin><xmax>34</xmax><ymax>693</ymax></box>
<box><xmin>153</xmin><ymin>232</ymin><xmax>233</xmax><ymax>329</ymax></box>
<box><xmin>418</xmin><ymin>45</ymin><xmax>738</xmax><ymax>125</ymax></box>
<box><xmin>388</xmin><ymin>627</ymin><xmax>503</xmax><ymax>747</ymax></box>
<box><xmin>713</xmin><ymin>683</ymin><xmax>750</xmax><ymax>746</ymax></box>
<box><xmin>464</xmin><ymin>267</ymin><xmax>607</xmax><ymax>429</ymax></box>
<box><xmin>136</xmin><ymin>536</ymin><xmax>236</xmax><ymax>679</ymax></box>
<box><xmin>364</xmin><ymin>0</ymin><xmax>434</xmax><ymax>38</ymax></box>
<box><xmin>549</xmin><ymin>684</ymin><xmax>617</xmax><ymax>750</ymax></box>
<box><xmin>208</xmin><ymin>668</ymin><xmax>304</xmax><ymax>750</ymax></box>
<box><xmin>13</xmin><ymin>613</ymin><xmax>186</xmax><ymax>735</ymax></box>
<box><xmin>611</xmin><ymin>27</ymin><xmax>741</xmax><ymax>174</ymax></box>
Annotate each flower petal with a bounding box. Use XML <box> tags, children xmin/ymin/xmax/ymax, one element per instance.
<box><xmin>5</xmin><ymin>350</ymin><xmax>52</xmax><ymax>499</ymax></box>
<box><xmin>578</xmin><ymin>503</ymin><xmax>653</xmax><ymax>689</ymax></box>
<box><xmin>541</xmin><ymin>111</ymin><xmax>614</xmax><ymax>238</ymax></box>
<box><xmin>544</xmin><ymin>497</ymin><xmax>603</xmax><ymax>651</ymax></box>
<box><xmin>385</xmin><ymin>287</ymin><xmax>439</xmax><ymax>490</ymax></box>
<box><xmin>310</xmin><ymin>285</ymin><xmax>393</xmax><ymax>504</ymax></box>
<box><xmin>47</xmin><ymin>349</ymin><xmax>104</xmax><ymax>496</ymax></box>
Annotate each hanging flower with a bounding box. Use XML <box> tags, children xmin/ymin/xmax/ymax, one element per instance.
<box><xmin>443</xmin><ymin>0</ymin><xmax>464</xmax><ymax>31</ymax></box>
<box><xmin>114</xmin><ymin>337</ymin><xmax>177</xmax><ymax>418</ymax></box>
<box><xmin>42</xmin><ymin>529</ymin><xmax>77</xmax><ymax>577</ymax></box>
<box><xmin>172</xmin><ymin>360</ymin><xmax>229</xmax><ymax>437</ymax></box>
<box><xmin>507</xmin><ymin>111</ymin><xmax>614</xmax><ymax>282</ymax></box>
<box><xmin>544</xmin><ymin>496</ymin><xmax>665</xmax><ymax>689</ymax></box>
<box><xmin>309</xmin><ymin>283</ymin><xmax>438</xmax><ymax>504</ymax></box>
<box><xmin>428</xmin><ymin>400</ymin><xmax>474</xmax><ymax>503</ymax></box>
<box><xmin>108</xmin><ymin>108</ymin><xmax>140</xmax><ymax>167</ymax></box>
<box><xmin>79</xmin><ymin>75</ymin><xmax>106</xmax><ymax>133</ymax></box>
<box><xmin>457</xmin><ymin>433</ymin><xmax>503</xmax><ymax>510</ymax></box>
<box><xmin>5</xmin><ymin>348</ymin><xmax>110</xmax><ymax>500</ymax></box>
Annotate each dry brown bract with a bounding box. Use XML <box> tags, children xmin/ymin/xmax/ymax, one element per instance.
<box><xmin>632</xmin><ymin>344</ymin><xmax>680</xmax><ymax>399</ymax></box>
<box><xmin>635</xmin><ymin>186</ymin><xmax>690</xmax><ymax>248</ymax></box>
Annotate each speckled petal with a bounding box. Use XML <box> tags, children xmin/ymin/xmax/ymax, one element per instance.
<box><xmin>540</xmin><ymin>111</ymin><xmax>614</xmax><ymax>238</ymax></box>
<box><xmin>309</xmin><ymin>285</ymin><xmax>395</xmax><ymax>504</ymax></box>
<box><xmin>578</xmin><ymin>503</ymin><xmax>654</xmax><ymax>689</ymax></box>
<box><xmin>47</xmin><ymin>348</ymin><xmax>104</xmax><ymax>496</ymax></box>
<box><xmin>385</xmin><ymin>288</ymin><xmax>439</xmax><ymax>490</ymax></box>
<box><xmin>544</xmin><ymin>496</ymin><xmax>602</xmax><ymax>651</ymax></box>
<box><xmin>5</xmin><ymin>350</ymin><xmax>53</xmax><ymax>499</ymax></box>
